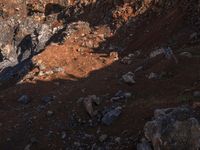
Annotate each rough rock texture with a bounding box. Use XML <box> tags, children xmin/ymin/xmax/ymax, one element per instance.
<box><xmin>0</xmin><ymin>17</ymin><xmax>54</xmax><ymax>81</ymax></box>
<box><xmin>0</xmin><ymin>0</ymin><xmax>199</xmax><ymax>82</ymax></box>
<box><xmin>144</xmin><ymin>107</ymin><xmax>200</xmax><ymax>150</ymax></box>
<box><xmin>0</xmin><ymin>0</ymin><xmax>199</xmax><ymax>149</ymax></box>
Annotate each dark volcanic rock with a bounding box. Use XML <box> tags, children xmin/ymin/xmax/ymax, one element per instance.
<box><xmin>101</xmin><ymin>107</ymin><xmax>122</xmax><ymax>125</ymax></box>
<box><xmin>143</xmin><ymin>107</ymin><xmax>200</xmax><ymax>150</ymax></box>
<box><xmin>18</xmin><ymin>95</ymin><xmax>30</xmax><ymax>104</ymax></box>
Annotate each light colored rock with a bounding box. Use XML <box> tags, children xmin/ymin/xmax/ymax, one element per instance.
<box><xmin>110</xmin><ymin>51</ymin><xmax>119</xmax><ymax>61</ymax></box>
<box><xmin>148</xmin><ymin>72</ymin><xmax>159</xmax><ymax>79</ymax></box>
<box><xmin>122</xmin><ymin>72</ymin><xmax>135</xmax><ymax>84</ymax></box>
<box><xmin>115</xmin><ymin>137</ymin><xmax>121</xmax><ymax>143</ymax></box>
<box><xmin>83</xmin><ymin>95</ymin><xmax>99</xmax><ymax>117</ymax></box>
<box><xmin>47</xmin><ymin>110</ymin><xmax>54</xmax><ymax>117</ymax></box>
<box><xmin>179</xmin><ymin>52</ymin><xmax>192</xmax><ymax>58</ymax></box>
<box><xmin>99</xmin><ymin>134</ymin><xmax>108</xmax><ymax>142</ymax></box>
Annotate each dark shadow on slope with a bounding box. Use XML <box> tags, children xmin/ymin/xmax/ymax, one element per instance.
<box><xmin>0</xmin><ymin>52</ymin><xmax>199</xmax><ymax>150</ymax></box>
<box><xmin>45</xmin><ymin>3</ymin><xmax>65</xmax><ymax>16</ymax></box>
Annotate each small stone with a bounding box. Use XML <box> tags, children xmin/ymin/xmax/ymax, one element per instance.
<box><xmin>18</xmin><ymin>95</ymin><xmax>30</xmax><ymax>105</ymax></box>
<box><xmin>38</xmin><ymin>71</ymin><xmax>45</xmax><ymax>76</ymax></box>
<box><xmin>179</xmin><ymin>52</ymin><xmax>192</xmax><ymax>58</ymax></box>
<box><xmin>91</xmin><ymin>95</ymin><xmax>101</xmax><ymax>105</ymax></box>
<box><xmin>36</xmin><ymin>105</ymin><xmax>45</xmax><ymax>112</ymax></box>
<box><xmin>47</xmin><ymin>110</ymin><xmax>54</xmax><ymax>117</ymax></box>
<box><xmin>121</xmin><ymin>56</ymin><xmax>132</xmax><ymax>65</ymax></box>
<box><xmin>122</xmin><ymin>72</ymin><xmax>135</xmax><ymax>84</ymax></box>
<box><xmin>39</xmin><ymin>64</ymin><xmax>46</xmax><ymax>70</ymax></box>
<box><xmin>61</xmin><ymin>131</ymin><xmax>67</xmax><ymax>139</ymax></box>
<box><xmin>124</xmin><ymin>92</ymin><xmax>132</xmax><ymax>99</ymax></box>
<box><xmin>193</xmin><ymin>91</ymin><xmax>200</xmax><ymax>98</ymax></box>
<box><xmin>102</xmin><ymin>107</ymin><xmax>122</xmax><ymax>125</ymax></box>
<box><xmin>148</xmin><ymin>72</ymin><xmax>159</xmax><ymax>79</ymax></box>
<box><xmin>84</xmin><ymin>98</ymin><xmax>95</xmax><ymax>117</ymax></box>
<box><xmin>99</xmin><ymin>134</ymin><xmax>108</xmax><ymax>142</ymax></box>
<box><xmin>45</xmin><ymin>70</ymin><xmax>54</xmax><ymax>75</ymax></box>
<box><xmin>111</xmin><ymin>90</ymin><xmax>132</xmax><ymax>101</ymax></box>
<box><xmin>115</xmin><ymin>137</ymin><xmax>121</xmax><ymax>143</ymax></box>
<box><xmin>121</xmin><ymin>53</ymin><xmax>137</xmax><ymax>65</ymax></box>
<box><xmin>53</xmin><ymin>67</ymin><xmax>64</xmax><ymax>73</ymax></box>
<box><xmin>15</xmin><ymin>8</ymin><xmax>20</xmax><ymax>11</ymax></box>
<box><xmin>24</xmin><ymin>144</ymin><xmax>31</xmax><ymax>150</ymax></box>
<box><xmin>96</xmin><ymin>127</ymin><xmax>101</xmax><ymax>134</ymax></box>
<box><xmin>149</xmin><ymin>48</ymin><xmax>164</xmax><ymax>58</ymax></box>
<box><xmin>83</xmin><ymin>95</ymin><xmax>100</xmax><ymax>117</ymax></box>
<box><xmin>110</xmin><ymin>52</ymin><xmax>119</xmax><ymax>61</ymax></box>
<box><xmin>42</xmin><ymin>96</ymin><xmax>55</xmax><ymax>104</ymax></box>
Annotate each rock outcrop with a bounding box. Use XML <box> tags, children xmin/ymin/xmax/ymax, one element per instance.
<box><xmin>142</xmin><ymin>107</ymin><xmax>200</xmax><ymax>150</ymax></box>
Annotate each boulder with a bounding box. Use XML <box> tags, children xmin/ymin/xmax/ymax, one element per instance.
<box><xmin>143</xmin><ymin>107</ymin><xmax>200</xmax><ymax>150</ymax></box>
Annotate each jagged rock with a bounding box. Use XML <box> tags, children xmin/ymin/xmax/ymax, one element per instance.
<box><xmin>179</xmin><ymin>52</ymin><xmax>193</xmax><ymax>58</ymax></box>
<box><xmin>122</xmin><ymin>72</ymin><xmax>135</xmax><ymax>84</ymax></box>
<box><xmin>121</xmin><ymin>52</ymin><xmax>140</xmax><ymax>65</ymax></box>
<box><xmin>144</xmin><ymin>107</ymin><xmax>200</xmax><ymax>150</ymax></box>
<box><xmin>18</xmin><ymin>95</ymin><xmax>30</xmax><ymax>104</ymax></box>
<box><xmin>101</xmin><ymin>107</ymin><xmax>122</xmax><ymax>125</ymax></box>
<box><xmin>83</xmin><ymin>95</ymin><xmax>100</xmax><ymax>117</ymax></box>
<box><xmin>47</xmin><ymin>110</ymin><xmax>54</xmax><ymax>117</ymax></box>
<box><xmin>61</xmin><ymin>131</ymin><xmax>67</xmax><ymax>140</ymax></box>
<box><xmin>42</xmin><ymin>95</ymin><xmax>55</xmax><ymax>104</ymax></box>
<box><xmin>148</xmin><ymin>72</ymin><xmax>159</xmax><ymax>80</ymax></box>
<box><xmin>99</xmin><ymin>134</ymin><xmax>108</xmax><ymax>142</ymax></box>
<box><xmin>111</xmin><ymin>90</ymin><xmax>132</xmax><ymax>102</ymax></box>
<box><xmin>115</xmin><ymin>137</ymin><xmax>121</xmax><ymax>143</ymax></box>
<box><xmin>52</xmin><ymin>67</ymin><xmax>64</xmax><ymax>73</ymax></box>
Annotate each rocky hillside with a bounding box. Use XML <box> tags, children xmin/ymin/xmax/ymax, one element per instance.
<box><xmin>0</xmin><ymin>0</ymin><xmax>199</xmax><ymax>150</ymax></box>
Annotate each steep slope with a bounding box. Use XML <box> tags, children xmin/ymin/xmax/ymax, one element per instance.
<box><xmin>0</xmin><ymin>0</ymin><xmax>199</xmax><ymax>150</ymax></box>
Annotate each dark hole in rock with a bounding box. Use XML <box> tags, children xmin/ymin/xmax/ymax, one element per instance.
<box><xmin>26</xmin><ymin>4</ymin><xmax>43</xmax><ymax>16</ymax></box>
<box><xmin>45</xmin><ymin>3</ymin><xmax>65</xmax><ymax>16</ymax></box>
<box><xmin>17</xmin><ymin>34</ymin><xmax>34</xmax><ymax>62</ymax></box>
<box><xmin>0</xmin><ymin>51</ymin><xmax>4</xmax><ymax>62</ymax></box>
<box><xmin>0</xmin><ymin>9</ymin><xmax>4</xmax><ymax>17</ymax></box>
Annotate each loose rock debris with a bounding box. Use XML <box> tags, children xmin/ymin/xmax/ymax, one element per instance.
<box><xmin>0</xmin><ymin>0</ymin><xmax>200</xmax><ymax>149</ymax></box>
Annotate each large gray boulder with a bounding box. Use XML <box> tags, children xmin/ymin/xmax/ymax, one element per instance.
<box><xmin>143</xmin><ymin>107</ymin><xmax>200</xmax><ymax>150</ymax></box>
